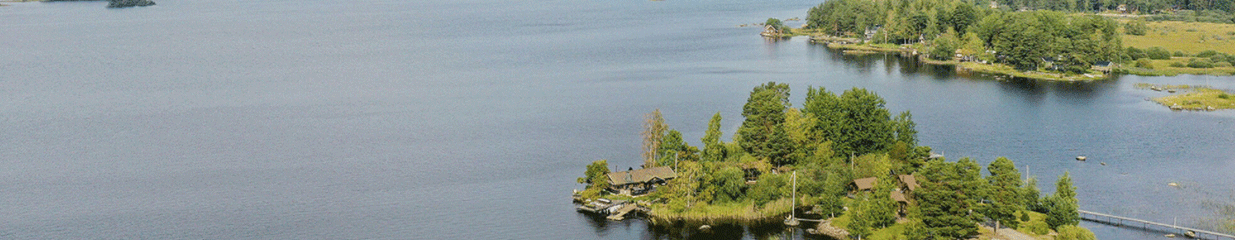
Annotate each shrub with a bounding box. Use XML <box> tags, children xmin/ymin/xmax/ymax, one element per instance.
<box><xmin>1027</xmin><ymin>220</ymin><xmax>1050</xmax><ymax>235</ymax></box>
<box><xmin>1147</xmin><ymin>47</ymin><xmax>1172</xmax><ymax>60</ymax></box>
<box><xmin>1217</xmin><ymin>62</ymin><xmax>1233</xmax><ymax>68</ymax></box>
<box><xmin>1188</xmin><ymin>59</ymin><xmax>1215</xmax><ymax>68</ymax></box>
<box><xmin>1219</xmin><ymin>93</ymin><xmax>1231</xmax><ymax>99</ymax></box>
<box><xmin>1020</xmin><ymin>211</ymin><xmax>1031</xmax><ymax>222</ymax></box>
<box><xmin>1174</xmin><ymin>51</ymin><xmax>1190</xmax><ymax>57</ymax></box>
<box><xmin>1171</xmin><ymin>62</ymin><xmax>1187</xmax><ymax>67</ymax></box>
<box><xmin>1197</xmin><ymin>50</ymin><xmax>1221</xmax><ymax>58</ymax></box>
<box><xmin>1136</xmin><ymin>58</ymin><xmax>1154</xmax><ymax>69</ymax></box>
<box><xmin>1124</xmin><ymin>20</ymin><xmax>1148</xmax><ymax>36</ymax></box>
<box><xmin>1126</xmin><ymin>47</ymin><xmax>1147</xmax><ymax>60</ymax></box>
<box><xmin>1055</xmin><ymin>225</ymin><xmax>1096</xmax><ymax>240</ymax></box>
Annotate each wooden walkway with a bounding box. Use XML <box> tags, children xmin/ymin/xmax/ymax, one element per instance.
<box><xmin>1079</xmin><ymin>210</ymin><xmax>1235</xmax><ymax>239</ymax></box>
<box><xmin>606</xmin><ymin>204</ymin><xmax>639</xmax><ymax>221</ymax></box>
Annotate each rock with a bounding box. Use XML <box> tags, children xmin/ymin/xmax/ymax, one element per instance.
<box><xmin>698</xmin><ymin>225</ymin><xmax>711</xmax><ymax>231</ymax></box>
<box><xmin>1207</xmin><ymin>106</ymin><xmax>1217</xmax><ymax>111</ymax></box>
<box><xmin>108</xmin><ymin>0</ymin><xmax>155</xmax><ymax>8</ymax></box>
<box><xmin>1166</xmin><ymin>233</ymin><xmax>1176</xmax><ymax>238</ymax></box>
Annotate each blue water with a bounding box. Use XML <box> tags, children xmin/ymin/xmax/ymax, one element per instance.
<box><xmin>1</xmin><ymin>0</ymin><xmax>1232</xmax><ymax>239</ymax></box>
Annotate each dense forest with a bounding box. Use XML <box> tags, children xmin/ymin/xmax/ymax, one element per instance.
<box><xmin>578</xmin><ymin>83</ymin><xmax>1088</xmax><ymax>239</ymax></box>
<box><xmin>807</xmin><ymin>0</ymin><xmax>1125</xmax><ymax>72</ymax></box>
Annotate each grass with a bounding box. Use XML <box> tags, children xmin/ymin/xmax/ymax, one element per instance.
<box><xmin>1014</xmin><ymin>211</ymin><xmax>1055</xmax><ymax>240</ymax></box>
<box><xmin>958</xmin><ymin>62</ymin><xmax>1108</xmax><ymax>81</ymax></box>
<box><xmin>1123</xmin><ymin>21</ymin><xmax>1235</xmax><ymax>55</ymax></box>
<box><xmin>1122</xmin><ymin>57</ymin><xmax>1235</xmax><ymax>76</ymax></box>
<box><xmin>646</xmin><ymin>199</ymin><xmax>793</xmax><ymax>225</ymax></box>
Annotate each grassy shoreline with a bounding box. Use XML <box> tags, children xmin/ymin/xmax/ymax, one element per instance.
<box><xmin>645</xmin><ymin>199</ymin><xmax>793</xmax><ymax>226</ymax></box>
<box><xmin>809</xmin><ymin>37</ymin><xmax>1108</xmax><ymax>81</ymax></box>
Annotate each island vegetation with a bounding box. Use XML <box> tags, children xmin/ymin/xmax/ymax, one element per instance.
<box><xmin>577</xmin><ymin>83</ymin><xmax>1091</xmax><ymax>239</ymax></box>
<box><xmin>9</xmin><ymin>0</ymin><xmax>154</xmax><ymax>8</ymax></box>
<box><xmin>1136</xmin><ymin>83</ymin><xmax>1235</xmax><ymax>110</ymax></box>
<box><xmin>779</xmin><ymin>0</ymin><xmax>1235</xmax><ymax>80</ymax></box>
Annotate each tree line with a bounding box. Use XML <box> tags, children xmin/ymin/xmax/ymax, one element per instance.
<box><xmin>808</xmin><ymin>0</ymin><xmax>1125</xmax><ymax>72</ymax></box>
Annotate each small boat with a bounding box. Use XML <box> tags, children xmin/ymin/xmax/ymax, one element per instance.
<box><xmin>1185</xmin><ymin>230</ymin><xmax>1197</xmax><ymax>238</ymax></box>
<box><xmin>1076</xmin><ymin>156</ymin><xmax>1087</xmax><ymax>161</ymax></box>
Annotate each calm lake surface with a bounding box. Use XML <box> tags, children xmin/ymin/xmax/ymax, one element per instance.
<box><xmin>2</xmin><ymin>0</ymin><xmax>1233</xmax><ymax>239</ymax></box>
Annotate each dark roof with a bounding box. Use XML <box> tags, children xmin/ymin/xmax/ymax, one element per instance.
<box><xmin>852</xmin><ymin>177</ymin><xmax>877</xmax><ymax>191</ymax></box>
<box><xmin>607</xmin><ymin>166</ymin><xmax>677</xmax><ymax>186</ymax></box>
<box><xmin>898</xmin><ymin>174</ymin><xmax>918</xmax><ymax>192</ymax></box>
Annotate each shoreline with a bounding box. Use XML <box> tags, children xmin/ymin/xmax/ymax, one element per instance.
<box><xmin>809</xmin><ymin>37</ymin><xmax>1110</xmax><ymax>82</ymax></box>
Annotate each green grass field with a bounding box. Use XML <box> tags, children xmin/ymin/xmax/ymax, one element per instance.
<box><xmin>1123</xmin><ymin>21</ymin><xmax>1235</xmax><ymax>55</ymax></box>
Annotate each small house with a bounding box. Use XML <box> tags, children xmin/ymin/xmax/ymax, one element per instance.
<box><xmin>761</xmin><ymin>25</ymin><xmax>782</xmax><ymax>37</ymax></box>
<box><xmin>890</xmin><ymin>191</ymin><xmax>910</xmax><ymax>216</ymax></box>
<box><xmin>607</xmin><ymin>166</ymin><xmax>677</xmax><ymax>196</ymax></box>
<box><xmin>850</xmin><ymin>177</ymin><xmax>877</xmax><ymax>193</ymax></box>
<box><xmin>1092</xmin><ymin>61</ymin><xmax>1114</xmax><ymax>73</ymax></box>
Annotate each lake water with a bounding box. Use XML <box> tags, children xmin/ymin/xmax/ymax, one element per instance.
<box><xmin>2</xmin><ymin>0</ymin><xmax>1233</xmax><ymax>239</ymax></box>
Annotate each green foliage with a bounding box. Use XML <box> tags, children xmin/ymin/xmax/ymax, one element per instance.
<box><xmin>1056</xmin><ymin>225</ymin><xmax>1097</xmax><ymax>240</ymax></box>
<box><xmin>1174</xmin><ymin>50</ymin><xmax>1190</xmax><ymax>57</ymax></box>
<box><xmin>713</xmin><ymin>166</ymin><xmax>746</xmax><ymax>203</ymax></box>
<box><xmin>657</xmin><ymin>129</ymin><xmax>699</xmax><ymax>167</ymax></box>
<box><xmin>1147</xmin><ymin>47</ymin><xmax>1172</xmax><ymax>60</ymax></box>
<box><xmin>1027</xmin><ymin>219</ymin><xmax>1050</xmax><ymax>235</ymax></box>
<box><xmin>984</xmin><ymin>157</ymin><xmax>1024</xmax><ymax>228</ymax></box>
<box><xmin>916</xmin><ymin>158</ymin><xmax>985</xmax><ymax>239</ymax></box>
<box><xmin>1136</xmin><ymin>58</ymin><xmax>1154</xmax><ymax>69</ymax></box>
<box><xmin>930</xmin><ymin>31</ymin><xmax>959</xmax><ymax>60</ymax></box>
<box><xmin>1126</xmin><ymin>47</ymin><xmax>1147</xmax><ymax>60</ymax></box>
<box><xmin>701</xmin><ymin>112</ymin><xmax>727</xmax><ymax>162</ymax></box>
<box><xmin>1198</xmin><ymin>50</ymin><xmax>1222</xmax><ymax>58</ymax></box>
<box><xmin>804</xmin><ymin>87</ymin><xmax>898</xmax><ymax>157</ymax></box>
<box><xmin>1020</xmin><ymin>211</ymin><xmax>1031</xmax><ymax>222</ymax></box>
<box><xmin>578</xmin><ymin>160</ymin><xmax>611</xmax><ymax>200</ymax></box>
<box><xmin>1189</xmin><ymin>58</ymin><xmax>1217</xmax><ymax>68</ymax></box>
<box><xmin>738</xmin><ymin>82</ymin><xmax>794</xmax><ymax>166</ymax></box>
<box><xmin>847</xmin><ymin>199</ymin><xmax>875</xmax><ymax>238</ymax></box>
<box><xmin>765</xmin><ymin>18</ymin><xmax>785</xmax><ymax>32</ymax></box>
<box><xmin>1171</xmin><ymin>62</ymin><xmax>1188</xmax><ymax>67</ymax></box>
<box><xmin>1046</xmin><ymin>172</ymin><xmax>1080</xmax><ymax>230</ymax></box>
<box><xmin>1125</xmin><ymin>19</ymin><xmax>1148</xmax><ymax>36</ymax></box>
<box><xmin>747</xmin><ymin>173</ymin><xmax>789</xmax><ymax>206</ymax></box>
<box><xmin>1023</xmin><ymin>177</ymin><xmax>1044</xmax><ymax>212</ymax></box>
<box><xmin>1220</xmin><ymin>93</ymin><xmax>1231</xmax><ymax>99</ymax></box>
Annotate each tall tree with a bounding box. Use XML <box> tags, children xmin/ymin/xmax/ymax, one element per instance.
<box><xmin>917</xmin><ymin>158</ymin><xmax>985</xmax><ymax>239</ymax></box>
<box><xmin>642</xmin><ymin>109</ymin><xmax>668</xmax><ymax>167</ymax></box>
<box><xmin>701</xmin><ymin>112</ymin><xmax>726</xmax><ymax>162</ymax></box>
<box><xmin>1046</xmin><ymin>172</ymin><xmax>1080</xmax><ymax>229</ymax></box>
<box><xmin>1023</xmin><ymin>177</ymin><xmax>1043</xmax><ymax>212</ymax></box>
<box><xmin>738</xmin><ymin>82</ymin><xmax>794</xmax><ymax>166</ymax></box>
<box><xmin>984</xmin><ymin>157</ymin><xmax>1024</xmax><ymax>229</ymax></box>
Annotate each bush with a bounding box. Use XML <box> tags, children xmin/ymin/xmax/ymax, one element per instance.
<box><xmin>1147</xmin><ymin>47</ymin><xmax>1172</xmax><ymax>60</ymax></box>
<box><xmin>1136</xmin><ymin>58</ymin><xmax>1154</xmax><ymax>69</ymax></box>
<box><xmin>1217</xmin><ymin>62</ymin><xmax>1233</xmax><ymax>68</ymax></box>
<box><xmin>1171</xmin><ymin>62</ymin><xmax>1187</xmax><ymax>67</ymax></box>
<box><xmin>1219</xmin><ymin>93</ymin><xmax>1231</xmax><ymax>99</ymax></box>
<box><xmin>930</xmin><ymin>33</ymin><xmax>959</xmax><ymax>61</ymax></box>
<box><xmin>1020</xmin><ymin>211</ymin><xmax>1031</xmax><ymax>222</ymax></box>
<box><xmin>1197</xmin><ymin>50</ymin><xmax>1220</xmax><ymax>58</ymax></box>
<box><xmin>1126</xmin><ymin>47</ymin><xmax>1147</xmax><ymax>60</ymax></box>
<box><xmin>1124</xmin><ymin>20</ymin><xmax>1148</xmax><ymax>36</ymax></box>
<box><xmin>1189</xmin><ymin>59</ymin><xmax>1215</xmax><ymax>68</ymax></box>
<box><xmin>1174</xmin><ymin>51</ymin><xmax>1190</xmax><ymax>57</ymax></box>
<box><xmin>1055</xmin><ymin>225</ymin><xmax>1096</xmax><ymax>240</ymax></box>
<box><xmin>1027</xmin><ymin>220</ymin><xmax>1050</xmax><ymax>235</ymax></box>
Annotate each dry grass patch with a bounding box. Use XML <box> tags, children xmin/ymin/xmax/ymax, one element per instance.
<box><xmin>1123</xmin><ymin>21</ymin><xmax>1235</xmax><ymax>55</ymax></box>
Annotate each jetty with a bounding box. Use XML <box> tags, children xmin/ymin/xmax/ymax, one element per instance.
<box><xmin>576</xmin><ymin>198</ymin><xmax>647</xmax><ymax>221</ymax></box>
<box><xmin>1079</xmin><ymin>210</ymin><xmax>1235</xmax><ymax>239</ymax></box>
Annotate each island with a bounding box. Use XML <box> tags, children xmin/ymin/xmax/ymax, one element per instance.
<box><xmin>755</xmin><ymin>0</ymin><xmax>1235</xmax><ymax>81</ymax></box>
<box><xmin>574</xmin><ymin>83</ymin><xmax>1092</xmax><ymax>239</ymax></box>
<box><xmin>107</xmin><ymin>0</ymin><xmax>153</xmax><ymax>8</ymax></box>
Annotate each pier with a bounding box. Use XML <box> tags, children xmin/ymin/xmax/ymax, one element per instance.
<box><xmin>1079</xmin><ymin>210</ymin><xmax>1235</xmax><ymax>239</ymax></box>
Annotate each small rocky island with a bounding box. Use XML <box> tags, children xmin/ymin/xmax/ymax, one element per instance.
<box><xmin>108</xmin><ymin>0</ymin><xmax>154</xmax><ymax>8</ymax></box>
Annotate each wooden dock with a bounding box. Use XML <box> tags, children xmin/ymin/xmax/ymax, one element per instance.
<box><xmin>1079</xmin><ymin>209</ymin><xmax>1235</xmax><ymax>239</ymax></box>
<box><xmin>606</xmin><ymin>204</ymin><xmax>639</xmax><ymax>221</ymax></box>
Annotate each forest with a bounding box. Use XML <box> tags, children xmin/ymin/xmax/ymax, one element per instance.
<box><xmin>577</xmin><ymin>83</ymin><xmax>1089</xmax><ymax>239</ymax></box>
<box><xmin>806</xmin><ymin>0</ymin><xmax>1125</xmax><ymax>72</ymax></box>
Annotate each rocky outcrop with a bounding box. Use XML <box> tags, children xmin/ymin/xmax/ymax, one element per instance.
<box><xmin>805</xmin><ymin>220</ymin><xmax>849</xmax><ymax>239</ymax></box>
<box><xmin>107</xmin><ymin>0</ymin><xmax>154</xmax><ymax>8</ymax></box>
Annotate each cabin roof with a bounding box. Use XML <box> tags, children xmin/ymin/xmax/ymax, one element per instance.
<box><xmin>852</xmin><ymin>177</ymin><xmax>877</xmax><ymax>191</ymax></box>
<box><xmin>607</xmin><ymin>166</ymin><xmax>677</xmax><ymax>186</ymax></box>
<box><xmin>898</xmin><ymin>174</ymin><xmax>918</xmax><ymax>192</ymax></box>
<box><xmin>890</xmin><ymin>191</ymin><xmax>909</xmax><ymax>203</ymax></box>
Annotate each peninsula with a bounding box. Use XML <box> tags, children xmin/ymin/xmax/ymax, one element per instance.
<box><xmin>758</xmin><ymin>0</ymin><xmax>1235</xmax><ymax>81</ymax></box>
<box><xmin>575</xmin><ymin>83</ymin><xmax>1091</xmax><ymax>239</ymax></box>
